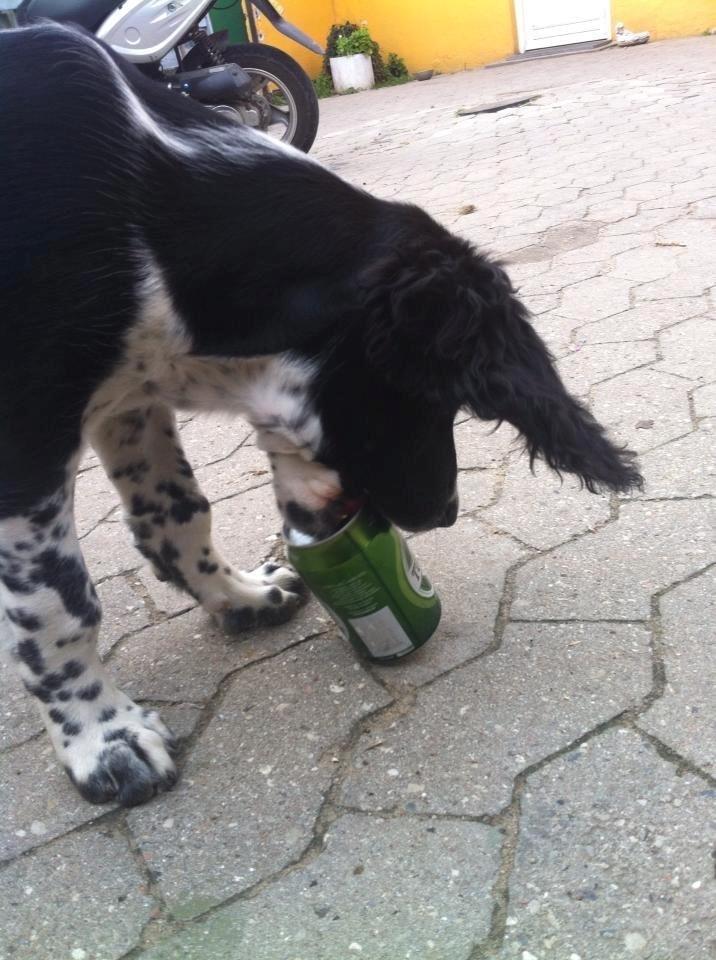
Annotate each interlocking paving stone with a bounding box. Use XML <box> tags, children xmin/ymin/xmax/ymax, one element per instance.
<box><xmin>0</xmin><ymin>827</ymin><xmax>154</xmax><ymax>960</ymax></box>
<box><xmin>658</xmin><ymin>214</ymin><xmax>716</xmax><ymax>249</ymax></box>
<box><xmin>603</xmin><ymin>208</ymin><xmax>682</xmax><ymax>236</ymax></box>
<box><xmin>374</xmin><ymin>519</ymin><xmax>526</xmax><ymax>688</ymax></box>
<box><xmin>506</xmin><ymin>220</ymin><xmax>602</xmax><ymax>264</ymax></box>
<box><xmin>608</xmin><ymin>244</ymin><xmax>681</xmax><ymax>282</ymax></box>
<box><xmin>623</xmin><ymin>180</ymin><xmax>673</xmax><ymax>202</ymax></box>
<box><xmin>0</xmin><ymin>738</ymin><xmax>103</xmax><ymax>861</ymax></box>
<box><xmin>574</xmin><ymin>297</ymin><xmax>705</xmax><ymax>344</ymax></box>
<box><xmin>82</xmin><ymin>520</ymin><xmax>144</xmax><ymax>581</ymax></box>
<box><xmin>508</xmin><ymin>260</ymin><xmax>554</xmax><ymax>285</ymax></box>
<box><xmin>480</xmin><ymin>216</ymin><xmax>531</xmax><ymax>245</ymax></box>
<box><xmin>456</xmin><ymin>467</ymin><xmax>500</xmax><ymax>512</ymax></box>
<box><xmin>517</xmin><ymin>262</ymin><xmax>601</xmax><ymax>297</ymax></box>
<box><xmin>453</xmin><ymin>419</ymin><xmax>518</xmax><ymax>469</ymax></box>
<box><xmin>78</xmin><ymin>450</ymin><xmax>100</xmax><ymax>473</ymax></box>
<box><xmin>692</xmin><ymin>197</ymin><xmax>716</xmax><ymax>218</ymax></box>
<box><xmin>639</xmin><ymin>567</ymin><xmax>716</xmax><ymax>775</ymax></box>
<box><xmin>97</xmin><ymin>575</ymin><xmax>154</xmax><ymax>658</ymax></box>
<box><xmin>634</xmin><ymin>271</ymin><xmax>713</xmax><ymax>301</ymax></box>
<box><xmin>529</xmin><ymin>310</ymin><xmax>578</xmax><ymax>356</ymax></box>
<box><xmin>521</xmin><ymin>293</ymin><xmax>562</xmax><ymax>320</ymax></box>
<box><xmin>585</xmin><ymin>199</ymin><xmax>639</xmax><ymax>224</ymax></box>
<box><xmin>693</xmin><ymin>383</ymin><xmax>716</xmax><ymax>417</ymax></box>
<box><xmin>483</xmin><ymin>457</ymin><xmax>610</xmax><ymax>550</ymax></box>
<box><xmin>133</xmin><ymin>567</ymin><xmax>196</xmax><ymax>618</ymax></box>
<box><xmin>74</xmin><ymin>465</ymin><xmax>119</xmax><ymax>539</ymax></box>
<box><xmin>194</xmin><ymin>443</ymin><xmax>271</xmax><ymax>504</ymax></box>
<box><xmin>668</xmin><ymin>179</ymin><xmax>716</xmax><ymax>205</ymax></box>
<box><xmin>693</xmin><ymin>381</ymin><xmax>716</xmax><ymax>418</ymax></box>
<box><xmin>139</xmin><ymin>815</ymin><xmax>501</xmax><ymax>960</ymax></box>
<box><xmin>511</xmin><ymin>501</ymin><xmax>716</xmax><ymax>620</ymax></box>
<box><xmin>179</xmin><ymin>414</ymin><xmax>253</xmax><ymax>467</ymax></box>
<box><xmin>629</xmin><ymin>422</ymin><xmax>716</xmax><ymax>499</ymax></box>
<box><xmin>0</xmin><ymin>655</ymin><xmax>43</xmax><ymax>752</ymax></box>
<box><xmin>159</xmin><ymin>703</ymin><xmax>204</xmax><ymax>742</ymax></box>
<box><xmin>498</xmin><ymin>729</ymin><xmax>716</xmax><ymax>959</ymax></box>
<box><xmin>590</xmin><ymin>366</ymin><xmax>694</xmax><ymax>453</ymax></box>
<box><xmin>556</xmin><ymin>340</ymin><xmax>655</xmax><ymax>395</ymax></box>
<box><xmin>210</xmin><ymin>485</ymin><xmax>285</xmax><ymax>573</ymax></box>
<box><xmin>558</xmin><ymin>276</ymin><xmax>633</xmax><ymax>322</ymax></box>
<box><xmin>110</xmin><ymin>598</ymin><xmax>330</xmax><ymax>704</ymax></box>
<box><xmin>655</xmin><ymin>316</ymin><xmax>716</xmax><ymax>383</ymax></box>
<box><xmin>127</xmin><ymin>636</ymin><xmax>391</xmax><ymax>918</ymax></box>
<box><xmin>342</xmin><ymin>622</ymin><xmax>651</xmax><ymax>816</ymax></box>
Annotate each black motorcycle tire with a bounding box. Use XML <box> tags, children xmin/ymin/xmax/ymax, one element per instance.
<box><xmin>222</xmin><ymin>43</ymin><xmax>319</xmax><ymax>153</ymax></box>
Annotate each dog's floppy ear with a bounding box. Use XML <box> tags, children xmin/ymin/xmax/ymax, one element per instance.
<box><xmin>360</xmin><ymin>236</ymin><xmax>492</xmax><ymax>398</ymax></box>
<box><xmin>459</xmin><ymin>276</ymin><xmax>643</xmax><ymax>494</ymax></box>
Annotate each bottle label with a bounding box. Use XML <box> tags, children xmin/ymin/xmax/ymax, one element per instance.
<box><xmin>349</xmin><ymin>607</ymin><xmax>414</xmax><ymax>658</ymax></box>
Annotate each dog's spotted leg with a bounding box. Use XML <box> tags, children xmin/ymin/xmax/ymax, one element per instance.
<box><xmin>92</xmin><ymin>404</ymin><xmax>306</xmax><ymax>634</ymax></box>
<box><xmin>0</xmin><ymin>478</ymin><xmax>177</xmax><ymax>806</ymax></box>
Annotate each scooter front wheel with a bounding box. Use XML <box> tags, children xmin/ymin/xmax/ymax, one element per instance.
<box><xmin>220</xmin><ymin>43</ymin><xmax>319</xmax><ymax>153</ymax></box>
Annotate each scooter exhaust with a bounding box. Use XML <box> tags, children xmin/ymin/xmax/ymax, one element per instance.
<box><xmin>168</xmin><ymin>63</ymin><xmax>253</xmax><ymax>104</ymax></box>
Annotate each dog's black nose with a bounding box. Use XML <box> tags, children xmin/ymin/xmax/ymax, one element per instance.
<box><xmin>437</xmin><ymin>497</ymin><xmax>458</xmax><ymax>528</ymax></box>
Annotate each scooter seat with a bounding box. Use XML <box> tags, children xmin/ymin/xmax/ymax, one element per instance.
<box><xmin>17</xmin><ymin>0</ymin><xmax>120</xmax><ymax>32</ymax></box>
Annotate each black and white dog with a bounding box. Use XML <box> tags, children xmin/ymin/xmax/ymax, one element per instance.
<box><xmin>0</xmin><ymin>22</ymin><xmax>641</xmax><ymax>807</ymax></box>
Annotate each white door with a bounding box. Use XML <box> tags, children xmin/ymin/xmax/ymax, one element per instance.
<box><xmin>516</xmin><ymin>0</ymin><xmax>610</xmax><ymax>52</ymax></box>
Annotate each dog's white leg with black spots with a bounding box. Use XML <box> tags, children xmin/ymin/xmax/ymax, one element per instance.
<box><xmin>91</xmin><ymin>404</ymin><xmax>306</xmax><ymax>633</ymax></box>
<box><xmin>0</xmin><ymin>475</ymin><xmax>177</xmax><ymax>806</ymax></box>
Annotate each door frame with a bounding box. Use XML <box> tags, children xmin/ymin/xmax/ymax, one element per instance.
<box><xmin>514</xmin><ymin>0</ymin><xmax>612</xmax><ymax>54</ymax></box>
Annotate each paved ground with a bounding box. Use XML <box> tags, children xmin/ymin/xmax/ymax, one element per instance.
<box><xmin>1</xmin><ymin>36</ymin><xmax>715</xmax><ymax>960</ymax></box>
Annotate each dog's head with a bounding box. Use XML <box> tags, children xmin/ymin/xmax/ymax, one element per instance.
<box><xmin>246</xmin><ymin>202</ymin><xmax>642</xmax><ymax>538</ymax></box>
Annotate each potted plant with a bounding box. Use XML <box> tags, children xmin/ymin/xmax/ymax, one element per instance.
<box><xmin>330</xmin><ymin>25</ymin><xmax>375</xmax><ymax>93</ymax></box>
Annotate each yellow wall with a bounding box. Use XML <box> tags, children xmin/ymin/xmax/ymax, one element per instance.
<box><xmin>611</xmin><ymin>0</ymin><xmax>715</xmax><ymax>40</ymax></box>
<box><xmin>333</xmin><ymin>0</ymin><xmax>517</xmax><ymax>74</ymax></box>
<box><xmin>256</xmin><ymin>1</ymin><xmax>716</xmax><ymax>79</ymax></box>
<box><xmin>253</xmin><ymin>0</ymin><xmax>517</xmax><ymax>77</ymax></box>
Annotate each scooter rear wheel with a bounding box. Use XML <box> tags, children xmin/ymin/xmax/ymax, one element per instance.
<box><xmin>222</xmin><ymin>43</ymin><xmax>319</xmax><ymax>153</ymax></box>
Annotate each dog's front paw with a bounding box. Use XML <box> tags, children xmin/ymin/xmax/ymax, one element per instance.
<box><xmin>57</xmin><ymin>698</ymin><xmax>178</xmax><ymax>807</ymax></box>
<box><xmin>218</xmin><ymin>562</ymin><xmax>308</xmax><ymax>634</ymax></box>
<box><xmin>245</xmin><ymin>561</ymin><xmax>307</xmax><ymax>596</ymax></box>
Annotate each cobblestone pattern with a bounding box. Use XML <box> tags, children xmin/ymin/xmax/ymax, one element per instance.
<box><xmin>1</xmin><ymin>37</ymin><xmax>714</xmax><ymax>960</ymax></box>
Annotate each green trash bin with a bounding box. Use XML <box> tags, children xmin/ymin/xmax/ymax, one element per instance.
<box><xmin>0</xmin><ymin>0</ymin><xmax>22</xmax><ymax>29</ymax></box>
<box><xmin>208</xmin><ymin>4</ymin><xmax>248</xmax><ymax>44</ymax></box>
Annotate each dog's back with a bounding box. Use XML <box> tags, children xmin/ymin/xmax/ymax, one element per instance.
<box><xmin>1</xmin><ymin>24</ymin><xmax>135</xmax><ymax>281</ymax></box>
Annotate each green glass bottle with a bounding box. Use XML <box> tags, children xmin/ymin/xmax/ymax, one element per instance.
<box><xmin>286</xmin><ymin>505</ymin><xmax>441</xmax><ymax>663</ymax></box>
